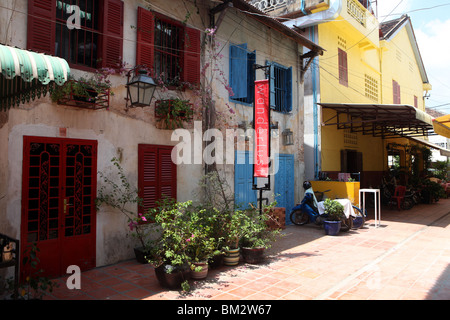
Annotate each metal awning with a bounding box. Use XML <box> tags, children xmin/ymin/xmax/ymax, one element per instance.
<box><xmin>0</xmin><ymin>44</ymin><xmax>70</xmax><ymax>85</ymax></box>
<box><xmin>0</xmin><ymin>44</ymin><xmax>70</xmax><ymax>110</ymax></box>
<box><xmin>408</xmin><ymin>136</ymin><xmax>450</xmax><ymax>157</ymax></box>
<box><xmin>319</xmin><ymin>103</ymin><xmax>435</xmax><ymax>138</ymax></box>
<box><xmin>432</xmin><ymin>114</ymin><xmax>450</xmax><ymax>139</ymax></box>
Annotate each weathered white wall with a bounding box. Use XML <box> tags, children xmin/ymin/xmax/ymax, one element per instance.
<box><xmin>0</xmin><ymin>0</ymin><xmax>307</xmax><ymax>273</ymax></box>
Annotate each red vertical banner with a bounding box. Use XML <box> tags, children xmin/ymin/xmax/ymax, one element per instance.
<box><xmin>254</xmin><ymin>79</ymin><xmax>270</xmax><ymax>178</ymax></box>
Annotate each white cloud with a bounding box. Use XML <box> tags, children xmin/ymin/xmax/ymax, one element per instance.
<box><xmin>415</xmin><ymin>18</ymin><xmax>450</xmax><ymax>113</ymax></box>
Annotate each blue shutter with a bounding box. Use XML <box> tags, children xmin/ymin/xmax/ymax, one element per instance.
<box><xmin>234</xmin><ymin>151</ymin><xmax>257</xmax><ymax>209</ymax></box>
<box><xmin>267</xmin><ymin>61</ymin><xmax>276</xmax><ymax>109</ymax></box>
<box><xmin>230</xmin><ymin>44</ymin><xmax>248</xmax><ymax>99</ymax></box>
<box><xmin>275</xmin><ymin>154</ymin><xmax>295</xmax><ymax>225</ymax></box>
<box><xmin>286</xmin><ymin>66</ymin><xmax>292</xmax><ymax>112</ymax></box>
<box><xmin>247</xmin><ymin>50</ymin><xmax>256</xmax><ymax>104</ymax></box>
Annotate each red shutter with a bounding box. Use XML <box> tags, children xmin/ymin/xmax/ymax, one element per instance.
<box><xmin>183</xmin><ymin>27</ymin><xmax>201</xmax><ymax>85</ymax></box>
<box><xmin>138</xmin><ymin>145</ymin><xmax>177</xmax><ymax>215</ymax></box>
<box><xmin>393</xmin><ymin>80</ymin><xmax>401</xmax><ymax>104</ymax></box>
<box><xmin>101</xmin><ymin>0</ymin><xmax>124</xmax><ymax>69</ymax></box>
<box><xmin>159</xmin><ymin>148</ymin><xmax>177</xmax><ymax>202</ymax></box>
<box><xmin>27</xmin><ymin>0</ymin><xmax>56</xmax><ymax>54</ymax></box>
<box><xmin>136</xmin><ymin>7</ymin><xmax>155</xmax><ymax>74</ymax></box>
<box><xmin>338</xmin><ymin>48</ymin><xmax>348</xmax><ymax>87</ymax></box>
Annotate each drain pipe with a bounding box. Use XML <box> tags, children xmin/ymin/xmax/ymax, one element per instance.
<box><xmin>311</xmin><ymin>26</ymin><xmax>320</xmax><ymax>180</ymax></box>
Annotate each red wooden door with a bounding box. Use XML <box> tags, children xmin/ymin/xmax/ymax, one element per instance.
<box><xmin>21</xmin><ymin>136</ymin><xmax>97</xmax><ymax>279</ymax></box>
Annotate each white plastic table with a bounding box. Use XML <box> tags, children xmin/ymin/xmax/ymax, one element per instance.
<box><xmin>359</xmin><ymin>188</ymin><xmax>381</xmax><ymax>227</ymax></box>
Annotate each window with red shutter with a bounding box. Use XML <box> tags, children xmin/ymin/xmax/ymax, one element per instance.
<box><xmin>138</xmin><ymin>144</ymin><xmax>177</xmax><ymax>215</ymax></box>
<box><xmin>136</xmin><ymin>7</ymin><xmax>155</xmax><ymax>73</ymax></box>
<box><xmin>338</xmin><ymin>48</ymin><xmax>348</xmax><ymax>87</ymax></box>
<box><xmin>135</xmin><ymin>8</ymin><xmax>200</xmax><ymax>85</ymax></box>
<box><xmin>27</xmin><ymin>0</ymin><xmax>56</xmax><ymax>55</ymax></box>
<box><xmin>27</xmin><ymin>0</ymin><xmax>123</xmax><ymax>70</ymax></box>
<box><xmin>393</xmin><ymin>80</ymin><xmax>401</xmax><ymax>104</ymax></box>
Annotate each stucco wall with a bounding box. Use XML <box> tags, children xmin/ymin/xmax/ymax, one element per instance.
<box><xmin>0</xmin><ymin>0</ymin><xmax>308</xmax><ymax>274</ymax></box>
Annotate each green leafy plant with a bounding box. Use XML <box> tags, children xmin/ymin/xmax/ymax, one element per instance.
<box><xmin>95</xmin><ymin>158</ymin><xmax>149</xmax><ymax>248</ymax></box>
<box><xmin>17</xmin><ymin>242</ymin><xmax>58</xmax><ymax>300</ymax></box>
<box><xmin>50</xmin><ymin>67</ymin><xmax>116</xmax><ymax>104</ymax></box>
<box><xmin>239</xmin><ymin>202</ymin><xmax>282</xmax><ymax>249</ymax></box>
<box><xmin>155</xmin><ymin>98</ymin><xmax>193</xmax><ymax>129</ymax></box>
<box><xmin>185</xmin><ymin>207</ymin><xmax>221</xmax><ymax>264</ymax></box>
<box><xmin>323</xmin><ymin>198</ymin><xmax>345</xmax><ymax>221</ymax></box>
<box><xmin>145</xmin><ymin>199</ymin><xmax>192</xmax><ymax>268</ymax></box>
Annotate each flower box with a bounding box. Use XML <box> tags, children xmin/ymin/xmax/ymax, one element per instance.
<box><xmin>155</xmin><ymin>99</ymin><xmax>193</xmax><ymax>129</ymax></box>
<box><xmin>53</xmin><ymin>80</ymin><xmax>110</xmax><ymax>110</ymax></box>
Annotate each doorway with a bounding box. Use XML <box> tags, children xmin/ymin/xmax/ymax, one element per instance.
<box><xmin>21</xmin><ymin>136</ymin><xmax>97</xmax><ymax>278</ymax></box>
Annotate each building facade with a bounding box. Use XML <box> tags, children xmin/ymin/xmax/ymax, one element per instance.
<box><xmin>0</xmin><ymin>0</ymin><xmax>322</xmax><ymax>279</ymax></box>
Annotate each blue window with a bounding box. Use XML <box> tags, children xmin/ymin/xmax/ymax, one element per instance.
<box><xmin>229</xmin><ymin>43</ymin><xmax>256</xmax><ymax>105</ymax></box>
<box><xmin>267</xmin><ymin>61</ymin><xmax>292</xmax><ymax>113</ymax></box>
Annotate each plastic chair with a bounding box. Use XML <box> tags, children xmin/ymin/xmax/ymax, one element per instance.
<box><xmin>390</xmin><ymin>186</ymin><xmax>406</xmax><ymax>210</ymax></box>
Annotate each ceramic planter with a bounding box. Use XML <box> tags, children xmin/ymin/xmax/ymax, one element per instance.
<box><xmin>133</xmin><ymin>247</ymin><xmax>149</xmax><ymax>264</ymax></box>
<box><xmin>323</xmin><ymin>220</ymin><xmax>341</xmax><ymax>236</ymax></box>
<box><xmin>190</xmin><ymin>262</ymin><xmax>208</xmax><ymax>280</ymax></box>
<box><xmin>208</xmin><ymin>253</ymin><xmax>224</xmax><ymax>269</ymax></box>
<box><xmin>154</xmin><ymin>264</ymin><xmax>190</xmax><ymax>289</ymax></box>
<box><xmin>223</xmin><ymin>248</ymin><xmax>240</xmax><ymax>266</ymax></box>
<box><xmin>241</xmin><ymin>247</ymin><xmax>265</xmax><ymax>264</ymax></box>
<box><xmin>352</xmin><ymin>215</ymin><xmax>365</xmax><ymax>229</ymax></box>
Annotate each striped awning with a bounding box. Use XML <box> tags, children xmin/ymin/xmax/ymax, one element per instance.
<box><xmin>0</xmin><ymin>44</ymin><xmax>70</xmax><ymax>85</ymax></box>
<box><xmin>432</xmin><ymin>114</ymin><xmax>450</xmax><ymax>139</ymax></box>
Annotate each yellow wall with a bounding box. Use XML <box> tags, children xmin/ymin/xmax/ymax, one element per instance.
<box><xmin>317</xmin><ymin>1</ymin><xmax>428</xmax><ymax>176</ymax></box>
<box><xmin>317</xmin><ymin>2</ymin><xmax>384</xmax><ymax>172</ymax></box>
<box><xmin>380</xmin><ymin>27</ymin><xmax>427</xmax><ymax>110</ymax></box>
<box><xmin>310</xmin><ymin>181</ymin><xmax>360</xmax><ymax>206</ymax></box>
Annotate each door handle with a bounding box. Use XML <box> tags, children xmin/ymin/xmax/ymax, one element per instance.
<box><xmin>63</xmin><ymin>199</ymin><xmax>73</xmax><ymax>214</ymax></box>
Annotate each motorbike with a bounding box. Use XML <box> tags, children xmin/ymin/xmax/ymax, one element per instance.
<box><xmin>289</xmin><ymin>182</ymin><xmax>365</xmax><ymax>231</ymax></box>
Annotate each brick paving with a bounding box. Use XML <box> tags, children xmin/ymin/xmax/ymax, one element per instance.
<box><xmin>45</xmin><ymin>198</ymin><xmax>450</xmax><ymax>300</ymax></box>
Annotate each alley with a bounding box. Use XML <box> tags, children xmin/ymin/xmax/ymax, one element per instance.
<box><xmin>46</xmin><ymin>199</ymin><xmax>450</xmax><ymax>300</ymax></box>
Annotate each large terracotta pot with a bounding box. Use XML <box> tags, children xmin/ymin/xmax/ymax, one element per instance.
<box><xmin>241</xmin><ymin>247</ymin><xmax>265</xmax><ymax>264</ymax></box>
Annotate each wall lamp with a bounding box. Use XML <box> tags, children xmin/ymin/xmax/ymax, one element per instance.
<box><xmin>125</xmin><ymin>66</ymin><xmax>157</xmax><ymax>109</ymax></box>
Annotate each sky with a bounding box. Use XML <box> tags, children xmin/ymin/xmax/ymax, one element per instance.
<box><xmin>376</xmin><ymin>0</ymin><xmax>450</xmax><ymax>116</ymax></box>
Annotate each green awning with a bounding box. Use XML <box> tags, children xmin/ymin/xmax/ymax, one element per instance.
<box><xmin>0</xmin><ymin>44</ymin><xmax>70</xmax><ymax>110</ymax></box>
<box><xmin>0</xmin><ymin>44</ymin><xmax>70</xmax><ymax>85</ymax></box>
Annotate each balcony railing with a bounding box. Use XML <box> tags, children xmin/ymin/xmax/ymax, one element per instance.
<box><xmin>250</xmin><ymin>0</ymin><xmax>287</xmax><ymax>13</ymax></box>
<box><xmin>347</xmin><ymin>0</ymin><xmax>366</xmax><ymax>27</ymax></box>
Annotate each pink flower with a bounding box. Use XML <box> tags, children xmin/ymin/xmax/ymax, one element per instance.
<box><xmin>128</xmin><ymin>221</ymin><xmax>138</xmax><ymax>231</ymax></box>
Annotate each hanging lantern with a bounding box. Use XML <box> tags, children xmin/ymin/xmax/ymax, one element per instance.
<box><xmin>125</xmin><ymin>68</ymin><xmax>157</xmax><ymax>108</ymax></box>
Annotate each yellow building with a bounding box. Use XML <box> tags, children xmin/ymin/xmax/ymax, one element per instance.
<box><xmin>315</xmin><ymin>0</ymin><xmax>435</xmax><ymax>188</ymax></box>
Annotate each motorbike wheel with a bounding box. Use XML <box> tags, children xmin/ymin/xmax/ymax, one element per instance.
<box><xmin>351</xmin><ymin>206</ymin><xmax>366</xmax><ymax>229</ymax></box>
<box><xmin>290</xmin><ymin>209</ymin><xmax>309</xmax><ymax>225</ymax></box>
<box><xmin>340</xmin><ymin>216</ymin><xmax>353</xmax><ymax>232</ymax></box>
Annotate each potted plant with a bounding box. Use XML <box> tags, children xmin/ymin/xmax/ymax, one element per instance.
<box><xmin>145</xmin><ymin>199</ymin><xmax>192</xmax><ymax>290</ymax></box>
<box><xmin>239</xmin><ymin>203</ymin><xmax>282</xmax><ymax>264</ymax></box>
<box><xmin>323</xmin><ymin>198</ymin><xmax>345</xmax><ymax>236</ymax></box>
<box><xmin>222</xmin><ymin>209</ymin><xmax>247</xmax><ymax>266</ymax></box>
<box><xmin>185</xmin><ymin>207</ymin><xmax>219</xmax><ymax>280</ymax></box>
<box><xmin>13</xmin><ymin>242</ymin><xmax>58</xmax><ymax>300</ymax></box>
<box><xmin>51</xmin><ymin>67</ymin><xmax>115</xmax><ymax>109</ymax></box>
<box><xmin>95</xmin><ymin>158</ymin><xmax>151</xmax><ymax>263</ymax></box>
<box><xmin>155</xmin><ymin>98</ymin><xmax>193</xmax><ymax>129</ymax></box>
